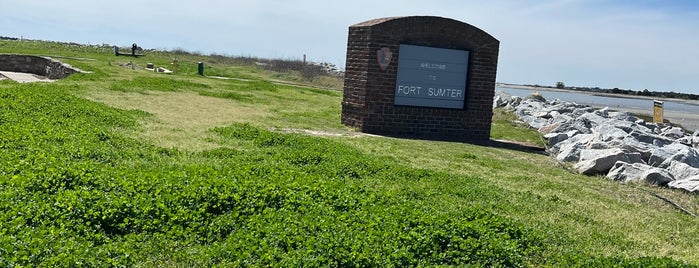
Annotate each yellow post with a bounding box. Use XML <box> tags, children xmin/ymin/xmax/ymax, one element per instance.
<box><xmin>653</xmin><ymin>100</ymin><xmax>664</xmax><ymax>124</ymax></box>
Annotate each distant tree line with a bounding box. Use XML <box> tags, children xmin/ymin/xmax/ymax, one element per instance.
<box><xmin>543</xmin><ymin>82</ymin><xmax>699</xmax><ymax>101</ymax></box>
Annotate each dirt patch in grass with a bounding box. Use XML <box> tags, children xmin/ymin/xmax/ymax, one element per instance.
<box><xmin>82</xmin><ymin>90</ymin><xmax>268</xmax><ymax>151</ymax></box>
<box><xmin>276</xmin><ymin>128</ymin><xmax>378</xmax><ymax>138</ymax></box>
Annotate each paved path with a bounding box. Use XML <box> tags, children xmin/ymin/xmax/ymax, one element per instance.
<box><xmin>596</xmin><ymin>105</ymin><xmax>699</xmax><ymax>132</ymax></box>
<box><xmin>0</xmin><ymin>71</ymin><xmax>55</xmax><ymax>83</ymax></box>
<box><xmin>629</xmin><ymin>109</ymin><xmax>699</xmax><ymax>133</ymax></box>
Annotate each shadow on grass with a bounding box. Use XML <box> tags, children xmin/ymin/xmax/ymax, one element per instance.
<box><xmin>359</xmin><ymin>130</ymin><xmax>547</xmax><ymax>155</ymax></box>
<box><xmin>489</xmin><ymin>139</ymin><xmax>547</xmax><ymax>155</ymax></box>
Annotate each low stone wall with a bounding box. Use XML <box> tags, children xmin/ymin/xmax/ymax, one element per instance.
<box><xmin>0</xmin><ymin>54</ymin><xmax>83</xmax><ymax>79</ymax></box>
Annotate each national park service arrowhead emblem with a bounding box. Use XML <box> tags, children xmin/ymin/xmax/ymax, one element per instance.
<box><xmin>376</xmin><ymin>47</ymin><xmax>392</xmax><ymax>71</ymax></box>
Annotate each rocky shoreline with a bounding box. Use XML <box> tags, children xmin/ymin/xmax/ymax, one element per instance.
<box><xmin>494</xmin><ymin>91</ymin><xmax>699</xmax><ymax>193</ymax></box>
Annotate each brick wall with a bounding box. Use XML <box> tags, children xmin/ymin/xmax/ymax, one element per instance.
<box><xmin>0</xmin><ymin>54</ymin><xmax>83</xmax><ymax>79</ymax></box>
<box><xmin>342</xmin><ymin>16</ymin><xmax>499</xmax><ymax>143</ymax></box>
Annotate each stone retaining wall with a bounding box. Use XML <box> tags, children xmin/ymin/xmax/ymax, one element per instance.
<box><xmin>0</xmin><ymin>54</ymin><xmax>83</xmax><ymax>79</ymax></box>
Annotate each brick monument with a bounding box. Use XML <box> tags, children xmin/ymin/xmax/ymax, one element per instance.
<box><xmin>341</xmin><ymin>16</ymin><xmax>500</xmax><ymax>142</ymax></box>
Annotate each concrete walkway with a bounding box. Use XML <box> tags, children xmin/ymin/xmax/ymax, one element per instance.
<box><xmin>608</xmin><ymin>106</ymin><xmax>699</xmax><ymax>133</ymax></box>
<box><xmin>0</xmin><ymin>71</ymin><xmax>55</xmax><ymax>83</ymax></box>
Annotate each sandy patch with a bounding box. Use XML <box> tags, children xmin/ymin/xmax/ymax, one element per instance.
<box><xmin>83</xmin><ymin>90</ymin><xmax>268</xmax><ymax>151</ymax></box>
<box><xmin>277</xmin><ymin>128</ymin><xmax>375</xmax><ymax>138</ymax></box>
<box><xmin>0</xmin><ymin>71</ymin><xmax>55</xmax><ymax>83</ymax></box>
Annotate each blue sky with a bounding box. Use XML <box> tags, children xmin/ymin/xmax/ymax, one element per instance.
<box><xmin>1</xmin><ymin>0</ymin><xmax>698</xmax><ymax>94</ymax></box>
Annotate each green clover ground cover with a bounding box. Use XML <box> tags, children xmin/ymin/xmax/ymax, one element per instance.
<box><xmin>0</xmin><ymin>83</ymin><xmax>539</xmax><ymax>266</ymax></box>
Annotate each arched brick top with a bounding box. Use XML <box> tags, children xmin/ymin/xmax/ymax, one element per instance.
<box><xmin>351</xmin><ymin>16</ymin><xmax>499</xmax><ymax>47</ymax></box>
<box><xmin>342</xmin><ymin>16</ymin><xmax>500</xmax><ymax>143</ymax></box>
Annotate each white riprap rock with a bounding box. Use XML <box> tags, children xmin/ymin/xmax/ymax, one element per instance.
<box><xmin>575</xmin><ymin>148</ymin><xmax>636</xmax><ymax>175</ymax></box>
<box><xmin>668</xmin><ymin>175</ymin><xmax>699</xmax><ymax>193</ymax></box>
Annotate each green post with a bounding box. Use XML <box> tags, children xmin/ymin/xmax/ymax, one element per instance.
<box><xmin>198</xmin><ymin>62</ymin><xmax>204</xmax><ymax>76</ymax></box>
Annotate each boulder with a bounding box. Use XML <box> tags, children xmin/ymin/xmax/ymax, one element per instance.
<box><xmin>661</xmin><ymin>126</ymin><xmax>686</xmax><ymax>140</ymax></box>
<box><xmin>579</xmin><ymin>148</ymin><xmax>620</xmax><ymax>162</ymax></box>
<box><xmin>585</xmin><ymin>135</ymin><xmax>626</xmax><ymax>151</ymax></box>
<box><xmin>641</xmin><ymin>168</ymin><xmax>675</xmax><ymax>186</ymax></box>
<box><xmin>532</xmin><ymin>111</ymin><xmax>552</xmax><ymax>119</ymax></box>
<box><xmin>577</xmin><ymin>112</ymin><xmax>609</xmax><ymax>129</ymax></box>
<box><xmin>551</xmin><ymin>133</ymin><xmax>594</xmax><ymax>156</ymax></box>
<box><xmin>548</xmin><ymin>112</ymin><xmax>573</xmax><ymax>126</ymax></box>
<box><xmin>524</xmin><ymin>94</ymin><xmax>546</xmax><ymax>103</ymax></box>
<box><xmin>677</xmin><ymin>135</ymin><xmax>699</xmax><ymax>148</ymax></box>
<box><xmin>668</xmin><ymin>175</ymin><xmax>699</xmax><ymax>193</ymax></box>
<box><xmin>615</xmin><ymin>120</ymin><xmax>652</xmax><ymax>135</ymax></box>
<box><xmin>594</xmin><ymin>107</ymin><xmax>610</xmax><ymax>118</ymax></box>
<box><xmin>547</xmin><ymin>99</ymin><xmax>562</xmax><ymax>106</ymax></box>
<box><xmin>692</xmin><ymin>130</ymin><xmax>699</xmax><ymax>148</ymax></box>
<box><xmin>658</xmin><ymin>146</ymin><xmax>699</xmax><ymax>169</ymax></box>
<box><xmin>593</xmin><ymin>124</ymin><xmax>628</xmax><ymax>142</ymax></box>
<box><xmin>516</xmin><ymin>100</ymin><xmax>551</xmax><ymax>129</ymax></box>
<box><xmin>629</xmin><ymin>130</ymin><xmax>673</xmax><ymax>148</ymax></box>
<box><xmin>516</xmin><ymin>100</ymin><xmax>544</xmax><ymax>116</ymax></box>
<box><xmin>556</xmin><ymin>142</ymin><xmax>584</xmax><ymax>162</ymax></box>
<box><xmin>549</xmin><ymin>111</ymin><xmax>561</xmax><ymax>119</ymax></box>
<box><xmin>507</xmin><ymin>96</ymin><xmax>523</xmax><ymax>108</ymax></box>
<box><xmin>539</xmin><ymin>122</ymin><xmax>563</xmax><ymax>135</ymax></box>
<box><xmin>493</xmin><ymin>91</ymin><xmax>512</xmax><ymax>108</ymax></box>
<box><xmin>664</xmin><ymin>161</ymin><xmax>699</xmax><ymax>181</ymax></box>
<box><xmin>566</xmin><ymin>130</ymin><xmax>580</xmax><ymax>139</ymax></box>
<box><xmin>676</xmin><ymin>136</ymin><xmax>693</xmax><ymax>146</ymax></box>
<box><xmin>609</xmin><ymin>111</ymin><xmax>637</xmax><ymax>122</ymax></box>
<box><xmin>607</xmin><ymin>161</ymin><xmax>649</xmax><ymax>183</ymax></box>
<box><xmin>544</xmin><ymin>132</ymin><xmax>569</xmax><ymax>147</ymax></box>
<box><xmin>572</xmin><ymin>107</ymin><xmax>594</xmax><ymax>117</ymax></box>
<box><xmin>575</xmin><ymin>148</ymin><xmax>631</xmax><ymax>175</ymax></box>
<box><xmin>520</xmin><ymin>115</ymin><xmax>550</xmax><ymax>130</ymax></box>
<box><xmin>627</xmin><ymin>152</ymin><xmax>645</xmax><ymax>164</ymax></box>
<box><xmin>620</xmin><ymin>143</ymin><xmax>652</xmax><ymax>163</ymax></box>
<box><xmin>587</xmin><ymin>141</ymin><xmax>612</xmax><ymax>150</ymax></box>
<box><xmin>544</xmin><ymin>103</ymin><xmax>576</xmax><ymax>114</ymax></box>
<box><xmin>551</xmin><ymin>117</ymin><xmax>593</xmax><ymax>135</ymax></box>
<box><xmin>606</xmin><ymin>161</ymin><xmax>674</xmax><ymax>186</ymax></box>
<box><xmin>639</xmin><ymin>122</ymin><xmax>658</xmax><ymax>134</ymax></box>
<box><xmin>647</xmin><ymin>142</ymin><xmax>688</xmax><ymax>167</ymax></box>
<box><xmin>652</xmin><ymin>126</ymin><xmax>662</xmax><ymax>135</ymax></box>
<box><xmin>580</xmin><ymin>147</ymin><xmax>643</xmax><ymax>164</ymax></box>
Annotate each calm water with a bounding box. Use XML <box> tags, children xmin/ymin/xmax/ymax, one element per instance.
<box><xmin>497</xmin><ymin>86</ymin><xmax>699</xmax><ymax>114</ymax></box>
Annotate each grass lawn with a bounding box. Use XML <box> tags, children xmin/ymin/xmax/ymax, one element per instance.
<box><xmin>0</xmin><ymin>40</ymin><xmax>697</xmax><ymax>267</ymax></box>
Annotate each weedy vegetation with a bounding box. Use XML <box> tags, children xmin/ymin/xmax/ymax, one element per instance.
<box><xmin>0</xmin><ymin>40</ymin><xmax>697</xmax><ymax>267</ymax></box>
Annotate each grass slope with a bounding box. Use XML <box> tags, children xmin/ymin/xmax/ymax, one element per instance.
<box><xmin>0</xmin><ymin>40</ymin><xmax>698</xmax><ymax>267</ymax></box>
